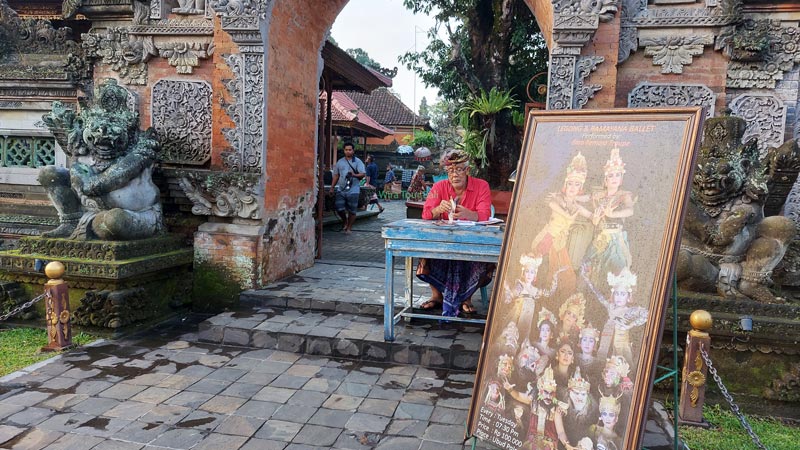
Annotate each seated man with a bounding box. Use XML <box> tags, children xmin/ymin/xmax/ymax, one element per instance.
<box><xmin>416</xmin><ymin>149</ymin><xmax>495</xmax><ymax>316</ymax></box>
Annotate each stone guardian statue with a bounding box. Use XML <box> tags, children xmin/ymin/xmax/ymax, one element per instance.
<box><xmin>677</xmin><ymin>114</ymin><xmax>797</xmax><ymax>303</ymax></box>
<box><xmin>38</xmin><ymin>78</ymin><xmax>164</xmax><ymax>240</ymax></box>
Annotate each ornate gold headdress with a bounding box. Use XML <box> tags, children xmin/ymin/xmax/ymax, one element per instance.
<box><xmin>605</xmin><ymin>355</ymin><xmax>631</xmax><ymax>379</ymax></box>
<box><xmin>568</xmin><ymin>366</ymin><xmax>591</xmax><ymax>392</ymax></box>
<box><xmin>604</xmin><ymin>147</ymin><xmax>626</xmax><ymax>175</ymax></box>
<box><xmin>559</xmin><ymin>292</ymin><xmax>586</xmax><ymax>328</ymax></box>
<box><xmin>519</xmin><ymin>253</ymin><xmax>543</xmax><ymax>270</ymax></box>
<box><xmin>579</xmin><ymin>324</ymin><xmax>600</xmax><ymax>341</ymax></box>
<box><xmin>537</xmin><ymin>366</ymin><xmax>558</xmax><ymax>393</ymax></box>
<box><xmin>598</xmin><ymin>391</ymin><xmax>622</xmax><ymax>414</ymax></box>
<box><xmin>565</xmin><ymin>152</ymin><xmax>588</xmax><ymax>185</ymax></box>
<box><xmin>537</xmin><ymin>307</ymin><xmax>557</xmax><ymax>329</ymax></box>
<box><xmin>607</xmin><ymin>267</ymin><xmax>637</xmax><ymax>293</ymax></box>
<box><xmin>498</xmin><ymin>354</ymin><xmax>514</xmax><ymax>375</ymax></box>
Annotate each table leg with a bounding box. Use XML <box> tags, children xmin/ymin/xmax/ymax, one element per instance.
<box><xmin>384</xmin><ymin>250</ymin><xmax>395</xmax><ymax>341</ymax></box>
<box><xmin>405</xmin><ymin>257</ymin><xmax>413</xmax><ymax>310</ymax></box>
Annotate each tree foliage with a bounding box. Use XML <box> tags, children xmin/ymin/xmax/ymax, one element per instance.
<box><xmin>399</xmin><ymin>0</ymin><xmax>548</xmax><ymax>188</ymax></box>
<box><xmin>418</xmin><ymin>96</ymin><xmax>430</xmax><ymax>119</ymax></box>
<box><xmin>345</xmin><ymin>47</ymin><xmax>398</xmax><ymax>78</ymax></box>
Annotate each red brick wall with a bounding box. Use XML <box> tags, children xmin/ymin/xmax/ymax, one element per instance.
<box><xmin>259</xmin><ymin>0</ymin><xmax>349</xmax><ymax>282</ymax></box>
<box><xmin>584</xmin><ymin>16</ymin><xmax>620</xmax><ymax>109</ymax></box>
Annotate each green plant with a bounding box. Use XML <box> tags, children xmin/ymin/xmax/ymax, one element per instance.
<box><xmin>680</xmin><ymin>404</ymin><xmax>800</xmax><ymax>450</ymax></box>
<box><xmin>410</xmin><ymin>130</ymin><xmax>437</xmax><ymax>148</ymax></box>
<box><xmin>457</xmin><ymin>87</ymin><xmax>518</xmax><ymax>168</ymax></box>
<box><xmin>0</xmin><ymin>328</ymin><xmax>97</xmax><ymax>377</ymax></box>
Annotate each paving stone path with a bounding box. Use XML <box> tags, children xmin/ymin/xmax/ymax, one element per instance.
<box><xmin>1</xmin><ymin>319</ymin><xmax>497</xmax><ymax>450</ymax></box>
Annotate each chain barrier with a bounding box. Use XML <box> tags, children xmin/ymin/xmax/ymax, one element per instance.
<box><xmin>0</xmin><ymin>291</ymin><xmax>48</xmax><ymax>322</ymax></box>
<box><xmin>699</xmin><ymin>344</ymin><xmax>768</xmax><ymax>450</ymax></box>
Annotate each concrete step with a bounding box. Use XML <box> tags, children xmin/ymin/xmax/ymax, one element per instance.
<box><xmin>196</xmin><ymin>306</ymin><xmax>485</xmax><ymax>371</ymax></box>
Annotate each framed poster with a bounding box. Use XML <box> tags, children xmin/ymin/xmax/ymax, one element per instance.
<box><xmin>467</xmin><ymin>108</ymin><xmax>704</xmax><ymax>450</ymax></box>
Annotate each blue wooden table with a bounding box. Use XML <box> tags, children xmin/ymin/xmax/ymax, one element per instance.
<box><xmin>381</xmin><ymin>219</ymin><xmax>504</xmax><ymax>341</ymax></box>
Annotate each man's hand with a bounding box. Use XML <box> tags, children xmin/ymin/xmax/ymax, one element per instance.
<box><xmin>452</xmin><ymin>205</ymin><xmax>478</xmax><ymax>221</ymax></box>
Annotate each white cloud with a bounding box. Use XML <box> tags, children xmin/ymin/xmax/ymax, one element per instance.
<box><xmin>330</xmin><ymin>0</ymin><xmax>442</xmax><ymax>114</ymax></box>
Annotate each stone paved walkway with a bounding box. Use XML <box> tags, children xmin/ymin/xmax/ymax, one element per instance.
<box><xmin>0</xmin><ymin>319</ymin><xmax>499</xmax><ymax>450</ymax></box>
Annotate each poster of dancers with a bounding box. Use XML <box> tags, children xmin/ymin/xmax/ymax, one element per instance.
<box><xmin>468</xmin><ymin>108</ymin><xmax>704</xmax><ymax>450</ymax></box>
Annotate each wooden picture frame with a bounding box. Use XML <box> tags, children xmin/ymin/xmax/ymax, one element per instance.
<box><xmin>467</xmin><ymin>108</ymin><xmax>704</xmax><ymax>450</ymax></box>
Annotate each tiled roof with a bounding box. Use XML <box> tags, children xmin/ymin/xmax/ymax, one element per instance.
<box><xmin>322</xmin><ymin>92</ymin><xmax>393</xmax><ymax>137</ymax></box>
<box><xmin>342</xmin><ymin>87</ymin><xmax>429</xmax><ymax>128</ymax></box>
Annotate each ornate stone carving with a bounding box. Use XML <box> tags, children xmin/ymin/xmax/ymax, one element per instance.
<box><xmin>150</xmin><ymin>0</ymin><xmax>162</xmax><ymax>19</ymax></box>
<box><xmin>722</xmin><ymin>20</ymin><xmax>800</xmax><ymax>89</ymax></box>
<box><xmin>640</xmin><ymin>35</ymin><xmax>714</xmax><ymax>74</ymax></box>
<box><xmin>574</xmin><ymin>56</ymin><xmax>604</xmax><ymax>108</ymax></box>
<box><xmin>154</xmin><ymin>41</ymin><xmax>213</xmax><ymax>74</ymax></box>
<box><xmin>547</xmin><ymin>55</ymin><xmax>576</xmax><ymax>110</ymax></box>
<box><xmin>729</xmin><ymin>93</ymin><xmax>787</xmax><ymax>155</ymax></box>
<box><xmin>83</xmin><ymin>18</ymin><xmax>216</xmax><ymax>83</ymax></box>
<box><xmin>628</xmin><ymin>83</ymin><xmax>716</xmax><ymax>117</ymax></box>
<box><xmin>173</xmin><ymin>0</ymin><xmax>207</xmax><ymax>15</ymax></box>
<box><xmin>178</xmin><ymin>170</ymin><xmax>262</xmax><ymax>219</ymax></box>
<box><xmin>629</xmin><ymin>0</ymin><xmax>741</xmax><ymax>27</ymax></box>
<box><xmin>39</xmin><ymin>79</ymin><xmax>165</xmax><ymax>240</ymax></box>
<box><xmin>82</xmin><ymin>28</ymin><xmax>154</xmax><ymax>85</ymax></box>
<box><xmin>0</xmin><ymin>249</ymin><xmax>193</xmax><ymax>280</ymax></box>
<box><xmin>16</xmin><ymin>236</ymin><xmax>184</xmax><ymax>261</ymax></box>
<box><xmin>618</xmin><ymin>0</ymin><xmax>646</xmax><ymax>63</ymax></box>
<box><xmin>73</xmin><ymin>287</ymin><xmax>149</xmax><ymax>328</ymax></box>
<box><xmin>548</xmin><ymin>55</ymin><xmax>604</xmax><ymax>110</ymax></box>
<box><xmin>220</xmin><ymin>52</ymin><xmax>264</xmax><ymax>171</ymax></box>
<box><xmin>547</xmin><ymin>1</ymin><xmax>619</xmax><ymax>110</ymax></box>
<box><xmin>0</xmin><ymin>1</ymin><xmax>79</xmax><ymax>57</ymax></box>
<box><xmin>152</xmin><ymin>79</ymin><xmax>212</xmax><ymax>166</ymax></box>
<box><xmin>552</xmin><ymin>0</ymin><xmax>618</xmax><ymax>22</ymax></box>
<box><xmin>677</xmin><ymin>115</ymin><xmax>797</xmax><ymax>303</ymax></box>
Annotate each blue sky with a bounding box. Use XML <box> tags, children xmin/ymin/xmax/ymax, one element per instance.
<box><xmin>330</xmin><ymin>0</ymin><xmax>441</xmax><ymax>114</ymax></box>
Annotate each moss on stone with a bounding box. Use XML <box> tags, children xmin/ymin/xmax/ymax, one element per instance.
<box><xmin>192</xmin><ymin>260</ymin><xmax>241</xmax><ymax>312</ymax></box>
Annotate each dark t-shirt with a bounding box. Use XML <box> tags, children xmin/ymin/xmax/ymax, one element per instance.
<box><xmin>366</xmin><ymin>162</ymin><xmax>378</xmax><ymax>186</ymax></box>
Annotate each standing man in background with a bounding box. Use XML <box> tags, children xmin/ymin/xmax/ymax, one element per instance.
<box><xmin>330</xmin><ymin>142</ymin><xmax>366</xmax><ymax>234</ymax></box>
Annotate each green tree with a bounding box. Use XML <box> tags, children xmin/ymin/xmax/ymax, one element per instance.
<box><xmin>418</xmin><ymin>96</ymin><xmax>430</xmax><ymax>119</ymax></box>
<box><xmin>429</xmin><ymin>99</ymin><xmax>461</xmax><ymax>150</ymax></box>
<box><xmin>400</xmin><ymin>0</ymin><xmax>547</xmax><ymax>188</ymax></box>
<box><xmin>345</xmin><ymin>47</ymin><xmax>398</xmax><ymax>79</ymax></box>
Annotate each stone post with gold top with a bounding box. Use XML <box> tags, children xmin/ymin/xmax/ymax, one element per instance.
<box><xmin>41</xmin><ymin>261</ymin><xmax>73</xmax><ymax>352</ymax></box>
<box><xmin>679</xmin><ymin>309</ymin><xmax>712</xmax><ymax>426</ymax></box>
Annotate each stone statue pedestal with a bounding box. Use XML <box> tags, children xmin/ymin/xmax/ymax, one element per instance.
<box><xmin>0</xmin><ymin>236</ymin><xmax>193</xmax><ymax>329</ymax></box>
<box><xmin>664</xmin><ymin>292</ymin><xmax>800</xmax><ymax>415</ymax></box>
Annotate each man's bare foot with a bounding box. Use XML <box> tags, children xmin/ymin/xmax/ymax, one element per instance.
<box><xmin>420</xmin><ymin>299</ymin><xmax>442</xmax><ymax>310</ymax></box>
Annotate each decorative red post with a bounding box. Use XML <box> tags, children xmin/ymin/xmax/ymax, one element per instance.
<box><xmin>41</xmin><ymin>261</ymin><xmax>73</xmax><ymax>352</ymax></box>
<box><xmin>678</xmin><ymin>309</ymin><xmax>712</xmax><ymax>426</ymax></box>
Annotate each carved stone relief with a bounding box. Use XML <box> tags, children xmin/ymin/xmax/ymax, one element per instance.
<box><xmin>721</xmin><ymin>21</ymin><xmax>800</xmax><ymax>89</ymax></box>
<box><xmin>729</xmin><ymin>93</ymin><xmax>787</xmax><ymax>155</ymax></box>
<box><xmin>640</xmin><ymin>35</ymin><xmax>714</xmax><ymax>74</ymax></box>
<box><xmin>547</xmin><ymin>1</ymin><xmax>618</xmax><ymax>110</ymax></box>
<box><xmin>82</xmin><ymin>28</ymin><xmax>153</xmax><ymax>85</ymax></box>
<box><xmin>207</xmin><ymin>0</ymin><xmax>270</xmax><ymax>173</ymax></box>
<box><xmin>178</xmin><ymin>171</ymin><xmax>262</xmax><ymax>219</ymax></box>
<box><xmin>618</xmin><ymin>0</ymin><xmax>741</xmax><ymax>64</ymax></box>
<box><xmin>83</xmin><ymin>19</ymin><xmax>215</xmax><ymax>85</ymax></box>
<box><xmin>151</xmin><ymin>79</ymin><xmax>212</xmax><ymax>165</ymax></box>
<box><xmin>628</xmin><ymin>83</ymin><xmax>716</xmax><ymax>117</ymax></box>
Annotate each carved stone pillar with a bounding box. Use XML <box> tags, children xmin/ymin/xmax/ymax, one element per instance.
<box><xmin>179</xmin><ymin>1</ymin><xmax>272</xmax><ymax>294</ymax></box>
<box><xmin>546</xmin><ymin>2</ymin><xmax>615</xmax><ymax>110</ymax></box>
